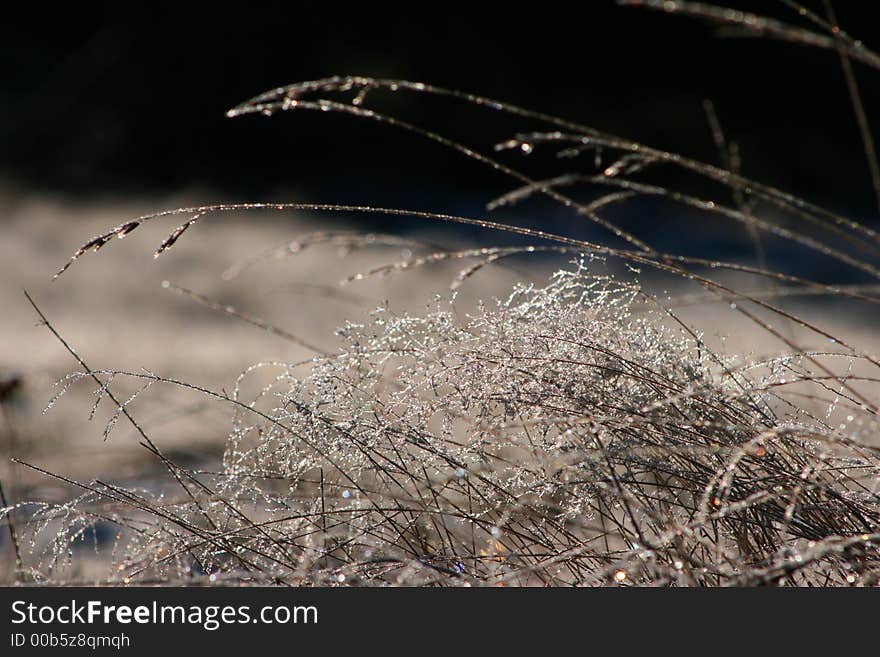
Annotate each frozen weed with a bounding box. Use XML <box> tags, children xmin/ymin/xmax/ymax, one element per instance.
<box><xmin>10</xmin><ymin>3</ymin><xmax>880</xmax><ymax>586</ymax></box>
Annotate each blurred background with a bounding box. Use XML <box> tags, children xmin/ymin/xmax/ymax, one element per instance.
<box><xmin>2</xmin><ymin>1</ymin><xmax>880</xmax><ymax>579</ymax></box>
<box><xmin>3</xmin><ymin>1</ymin><xmax>879</xmax><ymax>213</ymax></box>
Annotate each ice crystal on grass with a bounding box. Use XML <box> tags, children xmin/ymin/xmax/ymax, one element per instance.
<box><xmin>14</xmin><ymin>6</ymin><xmax>880</xmax><ymax>584</ymax></box>
<box><xmin>25</xmin><ymin>260</ymin><xmax>879</xmax><ymax>586</ymax></box>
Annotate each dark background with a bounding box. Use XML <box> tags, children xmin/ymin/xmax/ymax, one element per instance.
<box><xmin>3</xmin><ymin>1</ymin><xmax>880</xmax><ymax>224</ymax></box>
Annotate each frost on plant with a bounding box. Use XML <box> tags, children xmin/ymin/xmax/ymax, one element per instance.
<box><xmin>25</xmin><ymin>259</ymin><xmax>880</xmax><ymax>586</ymax></box>
<box><xmin>16</xmin><ymin>28</ymin><xmax>880</xmax><ymax>584</ymax></box>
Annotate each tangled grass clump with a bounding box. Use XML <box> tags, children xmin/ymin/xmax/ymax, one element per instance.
<box><xmin>216</xmin><ymin>259</ymin><xmax>880</xmax><ymax>585</ymax></box>
<box><xmin>16</xmin><ymin>258</ymin><xmax>880</xmax><ymax>586</ymax></box>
